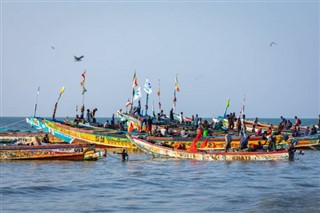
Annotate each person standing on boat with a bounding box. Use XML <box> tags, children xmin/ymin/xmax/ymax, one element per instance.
<box><xmin>294</xmin><ymin>116</ymin><xmax>301</xmax><ymax>128</ymax></box>
<box><xmin>91</xmin><ymin>108</ymin><xmax>98</xmax><ymax>123</ymax></box>
<box><xmin>147</xmin><ymin>116</ymin><xmax>153</xmax><ymax>135</ymax></box>
<box><xmin>169</xmin><ymin>108</ymin><xmax>174</xmax><ymax>121</ymax></box>
<box><xmin>179</xmin><ymin>112</ymin><xmax>184</xmax><ymax>124</ymax></box>
<box><xmin>224</xmin><ymin>131</ymin><xmax>233</xmax><ymax>152</ymax></box>
<box><xmin>86</xmin><ymin>109</ymin><xmax>91</xmax><ymax>123</ymax></box>
<box><xmin>280</xmin><ymin>116</ymin><xmax>287</xmax><ymax>126</ymax></box>
<box><xmin>194</xmin><ymin>114</ymin><xmax>199</xmax><ymax>129</ymax></box>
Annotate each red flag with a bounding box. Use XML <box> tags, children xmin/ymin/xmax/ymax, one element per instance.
<box><xmin>189</xmin><ymin>129</ymin><xmax>202</xmax><ymax>153</ymax></box>
<box><xmin>128</xmin><ymin>123</ymin><xmax>134</xmax><ymax>133</ymax></box>
<box><xmin>200</xmin><ymin>138</ymin><xmax>209</xmax><ymax>148</ymax></box>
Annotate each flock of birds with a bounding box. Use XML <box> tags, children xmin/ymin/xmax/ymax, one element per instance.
<box><xmin>50</xmin><ymin>42</ymin><xmax>276</xmax><ymax>62</ymax></box>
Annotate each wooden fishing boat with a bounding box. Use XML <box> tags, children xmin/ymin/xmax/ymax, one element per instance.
<box><xmin>0</xmin><ymin>143</ymin><xmax>104</xmax><ymax>161</ymax></box>
<box><xmin>146</xmin><ymin>134</ymin><xmax>288</xmax><ymax>151</ymax></box>
<box><xmin>290</xmin><ymin>134</ymin><xmax>320</xmax><ymax>150</ymax></box>
<box><xmin>26</xmin><ymin>116</ymin><xmax>133</xmax><ymax>148</ymax></box>
<box><xmin>126</xmin><ymin>134</ymin><xmax>291</xmax><ymax>161</ymax></box>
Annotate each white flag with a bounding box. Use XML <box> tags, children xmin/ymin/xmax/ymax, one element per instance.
<box><xmin>144</xmin><ymin>78</ymin><xmax>152</xmax><ymax>95</ymax></box>
<box><xmin>133</xmin><ymin>86</ymin><xmax>142</xmax><ymax>101</ymax></box>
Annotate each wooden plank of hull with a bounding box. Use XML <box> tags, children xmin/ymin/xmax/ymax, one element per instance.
<box><xmin>127</xmin><ymin>134</ymin><xmax>289</xmax><ymax>161</ymax></box>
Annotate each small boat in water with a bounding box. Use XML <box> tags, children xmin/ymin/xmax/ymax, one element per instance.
<box><xmin>0</xmin><ymin>143</ymin><xmax>105</xmax><ymax>161</ymax></box>
<box><xmin>127</xmin><ymin>134</ymin><xmax>292</xmax><ymax>161</ymax></box>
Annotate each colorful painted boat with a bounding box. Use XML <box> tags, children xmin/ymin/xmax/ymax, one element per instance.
<box><xmin>26</xmin><ymin>116</ymin><xmax>133</xmax><ymax>148</ymax></box>
<box><xmin>0</xmin><ymin>144</ymin><xmax>104</xmax><ymax>161</ymax></box>
<box><xmin>290</xmin><ymin>134</ymin><xmax>320</xmax><ymax>150</ymax></box>
<box><xmin>146</xmin><ymin>134</ymin><xmax>288</xmax><ymax>151</ymax></box>
<box><xmin>126</xmin><ymin>134</ymin><xmax>291</xmax><ymax>161</ymax></box>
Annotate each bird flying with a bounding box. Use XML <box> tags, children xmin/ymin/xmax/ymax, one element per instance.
<box><xmin>270</xmin><ymin>42</ymin><xmax>277</xmax><ymax>47</ymax></box>
<box><xmin>51</xmin><ymin>46</ymin><xmax>55</xmax><ymax>49</ymax></box>
<box><xmin>74</xmin><ymin>55</ymin><xmax>84</xmax><ymax>61</ymax></box>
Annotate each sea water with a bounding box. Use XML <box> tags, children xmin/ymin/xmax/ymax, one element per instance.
<box><xmin>0</xmin><ymin>117</ymin><xmax>319</xmax><ymax>212</ymax></box>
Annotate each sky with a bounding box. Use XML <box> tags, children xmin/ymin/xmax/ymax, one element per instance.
<box><xmin>1</xmin><ymin>0</ymin><xmax>319</xmax><ymax>119</ymax></box>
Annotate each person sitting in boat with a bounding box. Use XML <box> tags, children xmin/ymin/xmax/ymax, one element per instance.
<box><xmin>256</xmin><ymin>141</ymin><xmax>264</xmax><ymax>151</ymax></box>
<box><xmin>266</xmin><ymin>127</ymin><xmax>276</xmax><ymax>151</ymax></box>
<box><xmin>103</xmin><ymin>120</ymin><xmax>110</xmax><ymax>128</ymax></box>
<box><xmin>42</xmin><ymin>134</ymin><xmax>50</xmax><ymax>144</ymax></box>
<box><xmin>304</xmin><ymin>126</ymin><xmax>310</xmax><ymax>136</ymax></box>
<box><xmin>180</xmin><ymin>127</ymin><xmax>186</xmax><ymax>137</ymax></box>
<box><xmin>64</xmin><ymin>116</ymin><xmax>71</xmax><ymax>125</ymax></box>
<box><xmin>160</xmin><ymin>127</ymin><xmax>167</xmax><ymax>137</ymax></box>
<box><xmin>73</xmin><ymin>115</ymin><xmax>80</xmax><ymax>125</ymax></box>
<box><xmin>310</xmin><ymin>125</ymin><xmax>317</xmax><ymax>135</ymax></box>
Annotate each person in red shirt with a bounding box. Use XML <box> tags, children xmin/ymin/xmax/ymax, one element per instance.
<box><xmin>294</xmin><ymin>116</ymin><xmax>301</xmax><ymax>128</ymax></box>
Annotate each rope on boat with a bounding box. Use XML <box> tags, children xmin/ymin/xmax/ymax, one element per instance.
<box><xmin>0</xmin><ymin>119</ymin><xmax>25</xmax><ymax>129</ymax></box>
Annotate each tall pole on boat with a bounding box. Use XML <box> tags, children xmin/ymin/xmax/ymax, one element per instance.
<box><xmin>131</xmin><ymin>70</ymin><xmax>138</xmax><ymax>112</ymax></box>
<box><xmin>52</xmin><ymin>86</ymin><xmax>65</xmax><ymax>120</ymax></box>
<box><xmin>144</xmin><ymin>78</ymin><xmax>152</xmax><ymax>116</ymax></box>
<box><xmin>157</xmin><ymin>79</ymin><xmax>161</xmax><ymax>112</ymax></box>
<box><xmin>33</xmin><ymin>86</ymin><xmax>40</xmax><ymax>117</ymax></box>
<box><xmin>80</xmin><ymin>70</ymin><xmax>87</xmax><ymax>119</ymax></box>
<box><xmin>173</xmin><ymin>74</ymin><xmax>179</xmax><ymax>113</ymax></box>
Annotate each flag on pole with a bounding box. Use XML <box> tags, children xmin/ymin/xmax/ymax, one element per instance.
<box><xmin>82</xmin><ymin>87</ymin><xmax>87</xmax><ymax>95</ymax></box>
<box><xmin>133</xmin><ymin>86</ymin><xmax>142</xmax><ymax>101</ymax></box>
<box><xmin>175</xmin><ymin>75</ymin><xmax>180</xmax><ymax>92</ymax></box>
<box><xmin>144</xmin><ymin>78</ymin><xmax>152</xmax><ymax>95</ymax></box>
<box><xmin>132</xmin><ymin>71</ymin><xmax>138</xmax><ymax>88</ymax></box>
<box><xmin>80</xmin><ymin>70</ymin><xmax>86</xmax><ymax>87</ymax></box>
<box><xmin>37</xmin><ymin>87</ymin><xmax>40</xmax><ymax>95</ymax></box>
<box><xmin>60</xmin><ymin>86</ymin><xmax>65</xmax><ymax>94</ymax></box>
<box><xmin>125</xmin><ymin>99</ymin><xmax>132</xmax><ymax>107</ymax></box>
<box><xmin>226</xmin><ymin>97</ymin><xmax>230</xmax><ymax>108</ymax></box>
<box><xmin>157</xmin><ymin>84</ymin><xmax>160</xmax><ymax>96</ymax></box>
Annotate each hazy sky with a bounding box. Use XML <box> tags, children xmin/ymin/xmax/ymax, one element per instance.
<box><xmin>1</xmin><ymin>1</ymin><xmax>319</xmax><ymax>118</ymax></box>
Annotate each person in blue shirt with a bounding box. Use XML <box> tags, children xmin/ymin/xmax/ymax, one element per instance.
<box><xmin>239</xmin><ymin>134</ymin><xmax>252</xmax><ymax>150</ymax></box>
